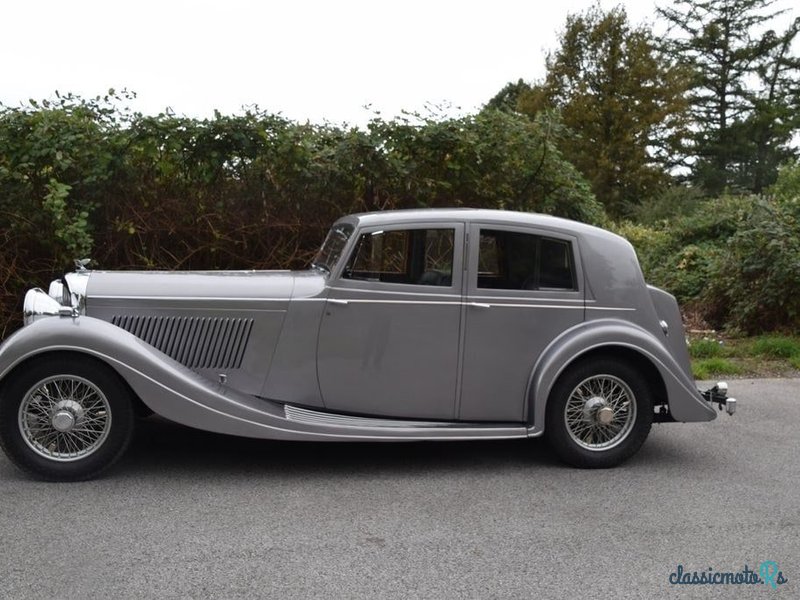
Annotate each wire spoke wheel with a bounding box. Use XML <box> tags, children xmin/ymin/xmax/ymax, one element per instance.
<box><xmin>18</xmin><ymin>375</ymin><xmax>112</xmax><ymax>462</ymax></box>
<box><xmin>563</xmin><ymin>374</ymin><xmax>637</xmax><ymax>452</ymax></box>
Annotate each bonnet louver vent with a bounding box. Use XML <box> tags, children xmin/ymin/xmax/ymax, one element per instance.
<box><xmin>111</xmin><ymin>315</ymin><xmax>253</xmax><ymax>370</ymax></box>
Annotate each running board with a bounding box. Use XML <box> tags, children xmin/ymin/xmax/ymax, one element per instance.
<box><xmin>283</xmin><ymin>404</ymin><xmax>532</xmax><ymax>438</ymax></box>
<box><xmin>285</xmin><ymin>404</ymin><xmax>457</xmax><ymax>428</ymax></box>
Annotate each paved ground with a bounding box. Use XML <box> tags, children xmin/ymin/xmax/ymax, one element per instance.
<box><xmin>0</xmin><ymin>379</ymin><xmax>797</xmax><ymax>599</ymax></box>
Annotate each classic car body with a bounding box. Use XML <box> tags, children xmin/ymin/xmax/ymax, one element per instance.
<box><xmin>0</xmin><ymin>209</ymin><xmax>735</xmax><ymax>480</ymax></box>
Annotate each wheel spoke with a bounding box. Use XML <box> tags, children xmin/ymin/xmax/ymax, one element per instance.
<box><xmin>564</xmin><ymin>374</ymin><xmax>637</xmax><ymax>451</ymax></box>
<box><xmin>18</xmin><ymin>374</ymin><xmax>112</xmax><ymax>462</ymax></box>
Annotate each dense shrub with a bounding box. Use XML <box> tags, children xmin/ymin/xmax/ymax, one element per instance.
<box><xmin>615</xmin><ymin>195</ymin><xmax>746</xmax><ymax>304</ymax></box>
<box><xmin>771</xmin><ymin>161</ymin><xmax>800</xmax><ymax>201</ymax></box>
<box><xmin>704</xmin><ymin>197</ymin><xmax>800</xmax><ymax>333</ymax></box>
<box><xmin>0</xmin><ymin>95</ymin><xmax>604</xmax><ymax>337</ymax></box>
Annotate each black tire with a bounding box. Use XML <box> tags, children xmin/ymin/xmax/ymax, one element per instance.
<box><xmin>545</xmin><ymin>357</ymin><xmax>653</xmax><ymax>468</ymax></box>
<box><xmin>0</xmin><ymin>354</ymin><xmax>136</xmax><ymax>481</ymax></box>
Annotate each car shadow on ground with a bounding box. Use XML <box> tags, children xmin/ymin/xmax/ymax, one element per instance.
<box><xmin>117</xmin><ymin>415</ymin><xmax>564</xmax><ymax>479</ymax></box>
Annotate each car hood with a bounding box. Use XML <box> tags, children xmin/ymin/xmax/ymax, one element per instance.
<box><xmin>85</xmin><ymin>269</ymin><xmax>325</xmax><ymax>305</ymax></box>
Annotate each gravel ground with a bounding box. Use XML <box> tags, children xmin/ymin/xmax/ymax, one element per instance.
<box><xmin>0</xmin><ymin>378</ymin><xmax>797</xmax><ymax>599</ymax></box>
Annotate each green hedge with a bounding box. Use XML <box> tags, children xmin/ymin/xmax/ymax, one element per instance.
<box><xmin>0</xmin><ymin>94</ymin><xmax>603</xmax><ymax>337</ymax></box>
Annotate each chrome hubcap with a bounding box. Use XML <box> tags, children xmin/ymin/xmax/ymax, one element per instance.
<box><xmin>596</xmin><ymin>406</ymin><xmax>614</xmax><ymax>425</ymax></box>
<box><xmin>51</xmin><ymin>410</ymin><xmax>75</xmax><ymax>432</ymax></box>
<box><xmin>18</xmin><ymin>375</ymin><xmax>112</xmax><ymax>462</ymax></box>
<box><xmin>564</xmin><ymin>375</ymin><xmax>636</xmax><ymax>451</ymax></box>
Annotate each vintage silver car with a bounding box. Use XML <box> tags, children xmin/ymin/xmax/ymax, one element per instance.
<box><xmin>0</xmin><ymin>209</ymin><xmax>735</xmax><ymax>480</ymax></box>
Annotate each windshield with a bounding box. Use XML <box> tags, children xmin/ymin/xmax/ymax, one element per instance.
<box><xmin>311</xmin><ymin>223</ymin><xmax>354</xmax><ymax>274</ymax></box>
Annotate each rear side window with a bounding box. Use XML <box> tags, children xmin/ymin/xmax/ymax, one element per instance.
<box><xmin>477</xmin><ymin>229</ymin><xmax>576</xmax><ymax>291</ymax></box>
<box><xmin>344</xmin><ymin>228</ymin><xmax>455</xmax><ymax>287</ymax></box>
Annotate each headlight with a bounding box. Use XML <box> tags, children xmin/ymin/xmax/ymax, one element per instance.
<box><xmin>23</xmin><ymin>289</ymin><xmax>75</xmax><ymax>325</ymax></box>
<box><xmin>24</xmin><ymin>270</ymin><xmax>90</xmax><ymax>326</ymax></box>
<box><xmin>48</xmin><ymin>280</ymin><xmax>68</xmax><ymax>304</ymax></box>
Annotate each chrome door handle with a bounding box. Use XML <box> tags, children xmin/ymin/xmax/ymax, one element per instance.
<box><xmin>468</xmin><ymin>302</ymin><xmax>491</xmax><ymax>308</ymax></box>
<box><xmin>328</xmin><ymin>298</ymin><xmax>349</xmax><ymax>305</ymax></box>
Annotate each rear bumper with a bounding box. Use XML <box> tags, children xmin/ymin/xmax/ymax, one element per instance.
<box><xmin>701</xmin><ymin>381</ymin><xmax>737</xmax><ymax>416</ymax></box>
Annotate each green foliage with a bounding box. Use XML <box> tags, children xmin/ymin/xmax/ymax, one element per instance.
<box><xmin>628</xmin><ymin>186</ymin><xmax>705</xmax><ymax>226</ymax></box>
<box><xmin>618</xmin><ymin>195</ymin><xmax>746</xmax><ymax>304</ymax></box>
<box><xmin>616</xmin><ymin>190</ymin><xmax>800</xmax><ymax>335</ymax></box>
<box><xmin>517</xmin><ymin>5</ymin><xmax>690</xmax><ymax>216</ymax></box>
<box><xmin>485</xmin><ymin>79</ymin><xmax>532</xmax><ymax>113</ymax></box>
<box><xmin>42</xmin><ymin>180</ymin><xmax>93</xmax><ymax>258</ymax></box>
<box><xmin>771</xmin><ymin>160</ymin><xmax>800</xmax><ymax>201</ymax></box>
<box><xmin>0</xmin><ymin>92</ymin><xmax>122</xmax><ymax>264</ymax></box>
<box><xmin>0</xmin><ymin>94</ymin><xmax>604</xmax><ymax>336</ymax></box>
<box><xmin>657</xmin><ymin>0</ymin><xmax>800</xmax><ymax>193</ymax></box>
<box><xmin>688</xmin><ymin>338</ymin><xmax>724</xmax><ymax>358</ymax></box>
<box><xmin>692</xmin><ymin>357</ymin><xmax>742</xmax><ymax>379</ymax></box>
<box><xmin>705</xmin><ymin>197</ymin><xmax>800</xmax><ymax>333</ymax></box>
<box><xmin>748</xmin><ymin>335</ymin><xmax>800</xmax><ymax>359</ymax></box>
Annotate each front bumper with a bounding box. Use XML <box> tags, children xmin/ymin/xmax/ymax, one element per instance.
<box><xmin>701</xmin><ymin>381</ymin><xmax>737</xmax><ymax>416</ymax></box>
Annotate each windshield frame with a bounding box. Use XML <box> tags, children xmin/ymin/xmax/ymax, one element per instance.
<box><xmin>311</xmin><ymin>222</ymin><xmax>355</xmax><ymax>275</ymax></box>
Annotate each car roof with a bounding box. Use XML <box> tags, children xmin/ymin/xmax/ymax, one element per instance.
<box><xmin>341</xmin><ymin>208</ymin><xmax>613</xmax><ymax>240</ymax></box>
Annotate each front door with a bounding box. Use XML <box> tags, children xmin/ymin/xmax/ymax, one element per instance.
<box><xmin>317</xmin><ymin>223</ymin><xmax>464</xmax><ymax>420</ymax></box>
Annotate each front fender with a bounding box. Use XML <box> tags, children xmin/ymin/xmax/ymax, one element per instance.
<box><xmin>526</xmin><ymin>318</ymin><xmax>716</xmax><ymax>434</ymax></box>
<box><xmin>0</xmin><ymin>317</ymin><xmax>312</xmax><ymax>439</ymax></box>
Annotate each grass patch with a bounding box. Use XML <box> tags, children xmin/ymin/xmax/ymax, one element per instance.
<box><xmin>692</xmin><ymin>358</ymin><xmax>742</xmax><ymax>380</ymax></box>
<box><xmin>790</xmin><ymin>355</ymin><xmax>800</xmax><ymax>371</ymax></box>
<box><xmin>747</xmin><ymin>335</ymin><xmax>800</xmax><ymax>359</ymax></box>
<box><xmin>688</xmin><ymin>338</ymin><xmax>724</xmax><ymax>358</ymax></box>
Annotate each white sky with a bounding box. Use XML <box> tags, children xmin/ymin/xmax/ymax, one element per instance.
<box><xmin>0</xmin><ymin>0</ymin><xmax>795</xmax><ymax>126</ymax></box>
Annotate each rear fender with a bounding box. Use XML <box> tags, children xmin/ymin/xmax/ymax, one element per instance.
<box><xmin>526</xmin><ymin>319</ymin><xmax>716</xmax><ymax>434</ymax></box>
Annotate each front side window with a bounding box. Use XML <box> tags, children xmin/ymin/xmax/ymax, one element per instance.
<box><xmin>477</xmin><ymin>229</ymin><xmax>576</xmax><ymax>291</ymax></box>
<box><xmin>344</xmin><ymin>228</ymin><xmax>455</xmax><ymax>287</ymax></box>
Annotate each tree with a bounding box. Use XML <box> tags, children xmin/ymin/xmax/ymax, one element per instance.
<box><xmin>741</xmin><ymin>17</ymin><xmax>800</xmax><ymax>192</ymax></box>
<box><xmin>657</xmin><ymin>0</ymin><xmax>800</xmax><ymax>193</ymax></box>
<box><xmin>485</xmin><ymin>79</ymin><xmax>532</xmax><ymax>113</ymax></box>
<box><xmin>516</xmin><ymin>6</ymin><xmax>690</xmax><ymax>216</ymax></box>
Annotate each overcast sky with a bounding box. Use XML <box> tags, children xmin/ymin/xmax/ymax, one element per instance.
<box><xmin>1</xmin><ymin>0</ymin><xmax>795</xmax><ymax>126</ymax></box>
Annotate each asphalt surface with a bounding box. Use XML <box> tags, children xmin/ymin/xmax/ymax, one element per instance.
<box><xmin>0</xmin><ymin>378</ymin><xmax>797</xmax><ymax>599</ymax></box>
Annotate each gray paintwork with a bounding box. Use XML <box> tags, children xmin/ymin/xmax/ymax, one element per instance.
<box><xmin>0</xmin><ymin>209</ymin><xmax>717</xmax><ymax>443</ymax></box>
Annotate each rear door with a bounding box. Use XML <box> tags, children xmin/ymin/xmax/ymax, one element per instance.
<box><xmin>459</xmin><ymin>224</ymin><xmax>584</xmax><ymax>422</ymax></box>
<box><xmin>317</xmin><ymin>223</ymin><xmax>465</xmax><ymax>420</ymax></box>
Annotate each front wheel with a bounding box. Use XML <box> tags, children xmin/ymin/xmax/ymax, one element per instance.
<box><xmin>545</xmin><ymin>358</ymin><xmax>653</xmax><ymax>468</ymax></box>
<box><xmin>0</xmin><ymin>355</ymin><xmax>136</xmax><ymax>481</ymax></box>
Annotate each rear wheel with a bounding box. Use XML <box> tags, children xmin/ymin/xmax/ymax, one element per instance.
<box><xmin>545</xmin><ymin>358</ymin><xmax>653</xmax><ymax>468</ymax></box>
<box><xmin>0</xmin><ymin>355</ymin><xmax>135</xmax><ymax>481</ymax></box>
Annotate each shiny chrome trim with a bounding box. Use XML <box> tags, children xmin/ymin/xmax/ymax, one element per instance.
<box><xmin>23</xmin><ymin>289</ymin><xmax>75</xmax><ymax>325</ymax></box>
<box><xmin>471</xmin><ymin>295</ymin><xmax>584</xmax><ymax>303</ymax></box>
<box><xmin>48</xmin><ymin>280</ymin><xmax>67</xmax><ymax>304</ymax></box>
<box><xmin>564</xmin><ymin>374</ymin><xmax>637</xmax><ymax>451</ymax></box>
<box><xmin>63</xmin><ymin>271</ymin><xmax>89</xmax><ymax>314</ymax></box>
<box><xmin>18</xmin><ymin>374</ymin><xmax>112</xmax><ymax>462</ymax></box>
<box><xmin>330</xmin><ymin>299</ymin><xmax>462</xmax><ymax>306</ymax></box>
<box><xmin>91</xmin><ymin>295</ymin><xmax>294</xmax><ymax>302</ymax></box>
<box><xmin>91</xmin><ymin>293</ymin><xmax>633</xmax><ymax>312</ymax></box>
<box><xmin>284</xmin><ymin>404</ymin><xmax>523</xmax><ymax>433</ymax></box>
<box><xmin>285</xmin><ymin>405</ymin><xmax>450</xmax><ymax>428</ymax></box>
<box><xmin>328</xmin><ymin>286</ymin><xmax>457</xmax><ymax>298</ymax></box>
<box><xmin>478</xmin><ymin>303</ymin><xmax>583</xmax><ymax>310</ymax></box>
